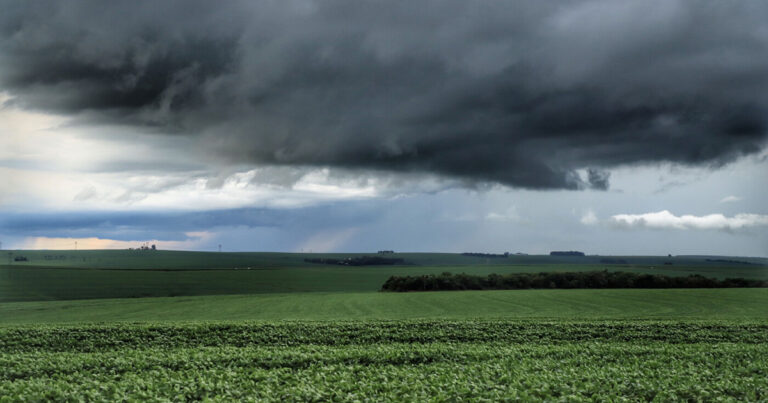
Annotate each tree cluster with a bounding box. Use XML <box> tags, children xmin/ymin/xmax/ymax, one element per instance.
<box><xmin>550</xmin><ymin>251</ymin><xmax>585</xmax><ymax>256</ymax></box>
<box><xmin>380</xmin><ymin>271</ymin><xmax>768</xmax><ymax>292</ymax></box>
<box><xmin>129</xmin><ymin>244</ymin><xmax>156</xmax><ymax>251</ymax></box>
<box><xmin>461</xmin><ymin>252</ymin><xmax>509</xmax><ymax>258</ymax></box>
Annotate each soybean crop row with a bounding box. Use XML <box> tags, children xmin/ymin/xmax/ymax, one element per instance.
<box><xmin>1</xmin><ymin>320</ymin><xmax>766</xmax><ymax>401</ymax></box>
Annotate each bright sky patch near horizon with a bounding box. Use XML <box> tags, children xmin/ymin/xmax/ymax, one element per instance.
<box><xmin>0</xmin><ymin>1</ymin><xmax>766</xmax><ymax>256</ymax></box>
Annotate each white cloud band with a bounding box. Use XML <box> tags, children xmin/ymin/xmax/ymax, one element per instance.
<box><xmin>610</xmin><ymin>210</ymin><xmax>768</xmax><ymax>231</ymax></box>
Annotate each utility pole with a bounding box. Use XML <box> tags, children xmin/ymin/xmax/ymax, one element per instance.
<box><xmin>75</xmin><ymin>241</ymin><xmax>78</xmax><ymax>251</ymax></box>
<box><xmin>218</xmin><ymin>244</ymin><xmax>222</xmax><ymax>253</ymax></box>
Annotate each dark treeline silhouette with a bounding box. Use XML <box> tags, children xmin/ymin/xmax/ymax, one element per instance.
<box><xmin>550</xmin><ymin>251</ymin><xmax>585</xmax><ymax>256</ymax></box>
<box><xmin>381</xmin><ymin>271</ymin><xmax>768</xmax><ymax>292</ymax></box>
<box><xmin>706</xmin><ymin>258</ymin><xmax>759</xmax><ymax>265</ymax></box>
<box><xmin>305</xmin><ymin>256</ymin><xmax>405</xmax><ymax>266</ymax></box>
<box><xmin>461</xmin><ymin>252</ymin><xmax>509</xmax><ymax>258</ymax></box>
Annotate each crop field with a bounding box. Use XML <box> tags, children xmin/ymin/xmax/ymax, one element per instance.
<box><xmin>3</xmin><ymin>264</ymin><xmax>767</xmax><ymax>302</ymax></box>
<box><xmin>1</xmin><ymin>250</ymin><xmax>766</xmax><ymax>400</ymax></box>
<box><xmin>1</xmin><ymin>250</ymin><xmax>766</xmax><ymax>302</ymax></box>
<box><xmin>1</xmin><ymin>321</ymin><xmax>767</xmax><ymax>401</ymax></box>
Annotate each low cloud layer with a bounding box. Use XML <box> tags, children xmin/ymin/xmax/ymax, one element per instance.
<box><xmin>610</xmin><ymin>210</ymin><xmax>768</xmax><ymax>231</ymax></box>
<box><xmin>2</xmin><ymin>1</ymin><xmax>768</xmax><ymax>189</ymax></box>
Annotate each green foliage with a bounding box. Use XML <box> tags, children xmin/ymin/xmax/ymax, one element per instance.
<box><xmin>1</xmin><ymin>321</ymin><xmax>766</xmax><ymax>401</ymax></box>
<box><xmin>381</xmin><ymin>271</ymin><xmax>768</xmax><ymax>292</ymax></box>
<box><xmin>2</xmin><ymin>321</ymin><xmax>767</xmax><ymax>352</ymax></box>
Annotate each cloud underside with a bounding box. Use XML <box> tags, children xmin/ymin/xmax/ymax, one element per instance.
<box><xmin>610</xmin><ymin>210</ymin><xmax>768</xmax><ymax>231</ymax></box>
<box><xmin>2</xmin><ymin>1</ymin><xmax>768</xmax><ymax>189</ymax></box>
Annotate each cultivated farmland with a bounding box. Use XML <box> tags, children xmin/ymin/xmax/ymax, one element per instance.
<box><xmin>1</xmin><ymin>321</ymin><xmax>767</xmax><ymax>401</ymax></box>
<box><xmin>0</xmin><ymin>250</ymin><xmax>766</xmax><ymax>400</ymax></box>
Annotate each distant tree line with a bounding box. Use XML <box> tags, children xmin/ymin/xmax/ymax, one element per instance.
<box><xmin>305</xmin><ymin>256</ymin><xmax>405</xmax><ymax>266</ymax></box>
<box><xmin>380</xmin><ymin>271</ymin><xmax>768</xmax><ymax>292</ymax></box>
<box><xmin>550</xmin><ymin>251</ymin><xmax>585</xmax><ymax>256</ymax></box>
<box><xmin>461</xmin><ymin>252</ymin><xmax>509</xmax><ymax>258</ymax></box>
<box><xmin>705</xmin><ymin>259</ymin><xmax>759</xmax><ymax>266</ymax></box>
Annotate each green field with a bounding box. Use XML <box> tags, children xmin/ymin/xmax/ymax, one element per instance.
<box><xmin>2</xmin><ymin>321</ymin><xmax>767</xmax><ymax>401</ymax></box>
<box><xmin>1</xmin><ymin>250</ymin><xmax>767</xmax><ymax>400</ymax></box>
<box><xmin>2</xmin><ymin>250</ymin><xmax>766</xmax><ymax>302</ymax></box>
<box><xmin>0</xmin><ymin>288</ymin><xmax>766</xmax><ymax>324</ymax></box>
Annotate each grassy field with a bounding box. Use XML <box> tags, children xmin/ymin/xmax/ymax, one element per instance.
<box><xmin>0</xmin><ymin>288</ymin><xmax>766</xmax><ymax>324</ymax></box>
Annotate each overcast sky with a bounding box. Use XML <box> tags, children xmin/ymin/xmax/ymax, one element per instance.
<box><xmin>1</xmin><ymin>0</ymin><xmax>766</xmax><ymax>256</ymax></box>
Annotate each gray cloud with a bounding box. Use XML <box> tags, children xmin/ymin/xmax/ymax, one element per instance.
<box><xmin>587</xmin><ymin>169</ymin><xmax>610</xmax><ymax>191</ymax></box>
<box><xmin>2</xmin><ymin>0</ymin><xmax>767</xmax><ymax>189</ymax></box>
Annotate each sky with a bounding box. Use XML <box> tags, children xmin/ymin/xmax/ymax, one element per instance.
<box><xmin>0</xmin><ymin>0</ymin><xmax>766</xmax><ymax>256</ymax></box>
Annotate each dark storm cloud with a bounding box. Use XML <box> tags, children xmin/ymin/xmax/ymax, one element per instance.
<box><xmin>2</xmin><ymin>0</ymin><xmax>767</xmax><ymax>189</ymax></box>
<box><xmin>587</xmin><ymin>169</ymin><xmax>610</xmax><ymax>191</ymax></box>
